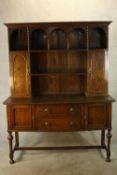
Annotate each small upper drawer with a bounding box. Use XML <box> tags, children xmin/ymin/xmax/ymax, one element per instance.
<box><xmin>33</xmin><ymin>104</ymin><xmax>81</xmax><ymax>116</ymax></box>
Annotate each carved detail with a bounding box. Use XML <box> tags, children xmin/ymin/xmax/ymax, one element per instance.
<box><xmin>8</xmin><ymin>131</ymin><xmax>15</xmax><ymax>164</ymax></box>
<box><xmin>106</xmin><ymin>129</ymin><xmax>112</xmax><ymax>162</ymax></box>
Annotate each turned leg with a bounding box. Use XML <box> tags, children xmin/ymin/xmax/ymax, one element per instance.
<box><xmin>8</xmin><ymin>131</ymin><xmax>14</xmax><ymax>164</ymax></box>
<box><xmin>101</xmin><ymin>129</ymin><xmax>105</xmax><ymax>146</ymax></box>
<box><xmin>15</xmin><ymin>132</ymin><xmax>19</xmax><ymax>147</ymax></box>
<box><xmin>106</xmin><ymin>129</ymin><xmax>112</xmax><ymax>162</ymax></box>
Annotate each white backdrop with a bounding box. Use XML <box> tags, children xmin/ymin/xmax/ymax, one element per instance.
<box><xmin>0</xmin><ymin>0</ymin><xmax>117</xmax><ymax>142</ymax></box>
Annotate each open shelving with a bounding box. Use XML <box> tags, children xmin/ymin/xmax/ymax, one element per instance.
<box><xmin>9</xmin><ymin>23</ymin><xmax>108</xmax><ymax>98</ymax></box>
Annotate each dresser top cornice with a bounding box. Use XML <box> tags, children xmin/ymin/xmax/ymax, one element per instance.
<box><xmin>4</xmin><ymin>21</ymin><xmax>112</xmax><ymax>28</ymax></box>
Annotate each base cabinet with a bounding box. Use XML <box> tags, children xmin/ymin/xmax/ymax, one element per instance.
<box><xmin>5</xmin><ymin>100</ymin><xmax>113</xmax><ymax>163</ymax></box>
<box><xmin>7</xmin><ymin>103</ymin><xmax>111</xmax><ymax>131</ymax></box>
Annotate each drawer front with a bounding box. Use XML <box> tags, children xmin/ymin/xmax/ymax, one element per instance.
<box><xmin>32</xmin><ymin>104</ymin><xmax>83</xmax><ymax>130</ymax></box>
<box><xmin>33</xmin><ymin>104</ymin><xmax>81</xmax><ymax>116</ymax></box>
<box><xmin>38</xmin><ymin>118</ymin><xmax>81</xmax><ymax>131</ymax></box>
<box><xmin>86</xmin><ymin>104</ymin><xmax>107</xmax><ymax>129</ymax></box>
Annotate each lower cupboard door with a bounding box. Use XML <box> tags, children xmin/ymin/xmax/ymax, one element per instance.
<box><xmin>86</xmin><ymin>104</ymin><xmax>107</xmax><ymax>129</ymax></box>
<box><xmin>11</xmin><ymin>105</ymin><xmax>33</xmax><ymax>130</ymax></box>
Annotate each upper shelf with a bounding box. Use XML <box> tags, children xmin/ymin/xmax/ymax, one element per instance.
<box><xmin>9</xmin><ymin>23</ymin><xmax>109</xmax><ymax>51</ymax></box>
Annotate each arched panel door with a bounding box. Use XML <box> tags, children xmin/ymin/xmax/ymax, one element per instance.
<box><xmin>86</xmin><ymin>50</ymin><xmax>108</xmax><ymax>96</ymax></box>
<box><xmin>10</xmin><ymin>51</ymin><xmax>31</xmax><ymax>97</ymax></box>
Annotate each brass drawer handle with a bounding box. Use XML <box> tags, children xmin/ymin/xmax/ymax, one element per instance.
<box><xmin>69</xmin><ymin>107</ymin><xmax>74</xmax><ymax>112</ymax></box>
<box><xmin>45</xmin><ymin>122</ymin><xmax>49</xmax><ymax>126</ymax></box>
<box><xmin>44</xmin><ymin>108</ymin><xmax>48</xmax><ymax>112</ymax></box>
<box><xmin>70</xmin><ymin>121</ymin><xmax>74</xmax><ymax>126</ymax></box>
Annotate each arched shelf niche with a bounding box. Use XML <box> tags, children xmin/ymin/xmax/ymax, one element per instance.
<box><xmin>30</xmin><ymin>29</ymin><xmax>47</xmax><ymax>50</ymax></box>
<box><xmin>49</xmin><ymin>29</ymin><xmax>67</xmax><ymax>49</ymax></box>
<box><xmin>10</xmin><ymin>28</ymin><xmax>28</xmax><ymax>50</ymax></box>
<box><xmin>69</xmin><ymin>28</ymin><xmax>86</xmax><ymax>49</ymax></box>
<box><xmin>89</xmin><ymin>27</ymin><xmax>107</xmax><ymax>49</ymax></box>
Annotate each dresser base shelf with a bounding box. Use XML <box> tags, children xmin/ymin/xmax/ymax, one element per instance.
<box><xmin>8</xmin><ymin>129</ymin><xmax>112</xmax><ymax>164</ymax></box>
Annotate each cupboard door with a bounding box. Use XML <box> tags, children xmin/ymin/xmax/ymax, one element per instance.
<box><xmin>86</xmin><ymin>104</ymin><xmax>107</xmax><ymax>129</ymax></box>
<box><xmin>86</xmin><ymin>50</ymin><xmax>108</xmax><ymax>96</ymax></box>
<box><xmin>10</xmin><ymin>51</ymin><xmax>31</xmax><ymax>97</ymax></box>
<box><xmin>10</xmin><ymin>105</ymin><xmax>33</xmax><ymax>130</ymax></box>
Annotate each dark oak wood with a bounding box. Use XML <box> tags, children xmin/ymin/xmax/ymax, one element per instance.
<box><xmin>101</xmin><ymin>129</ymin><xmax>105</xmax><ymax>147</ymax></box>
<box><xmin>14</xmin><ymin>145</ymin><xmax>106</xmax><ymax>151</ymax></box>
<box><xmin>8</xmin><ymin>105</ymin><xmax>33</xmax><ymax>130</ymax></box>
<box><xmin>8</xmin><ymin>131</ymin><xmax>14</xmax><ymax>164</ymax></box>
<box><xmin>87</xmin><ymin>50</ymin><xmax>108</xmax><ymax>96</ymax></box>
<box><xmin>86</xmin><ymin>103</ymin><xmax>107</xmax><ymax>129</ymax></box>
<box><xmin>106</xmin><ymin>129</ymin><xmax>112</xmax><ymax>162</ymax></box>
<box><xmin>15</xmin><ymin>132</ymin><xmax>19</xmax><ymax>147</ymax></box>
<box><xmin>3</xmin><ymin>21</ymin><xmax>115</xmax><ymax>163</ymax></box>
<box><xmin>3</xmin><ymin>95</ymin><xmax>115</xmax><ymax>105</ymax></box>
<box><xmin>9</xmin><ymin>51</ymin><xmax>31</xmax><ymax>97</ymax></box>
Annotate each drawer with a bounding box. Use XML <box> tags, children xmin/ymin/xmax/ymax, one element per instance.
<box><xmin>33</xmin><ymin>104</ymin><xmax>81</xmax><ymax>116</ymax></box>
<box><xmin>38</xmin><ymin>118</ymin><xmax>81</xmax><ymax>131</ymax></box>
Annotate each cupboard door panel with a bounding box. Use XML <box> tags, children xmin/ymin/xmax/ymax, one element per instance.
<box><xmin>86</xmin><ymin>104</ymin><xmax>107</xmax><ymax>129</ymax></box>
<box><xmin>87</xmin><ymin>50</ymin><xmax>108</xmax><ymax>96</ymax></box>
<box><xmin>11</xmin><ymin>105</ymin><xmax>33</xmax><ymax>130</ymax></box>
<box><xmin>10</xmin><ymin>51</ymin><xmax>31</xmax><ymax>97</ymax></box>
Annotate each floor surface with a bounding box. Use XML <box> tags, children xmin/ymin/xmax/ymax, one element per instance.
<box><xmin>0</xmin><ymin>131</ymin><xmax>117</xmax><ymax>175</ymax></box>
